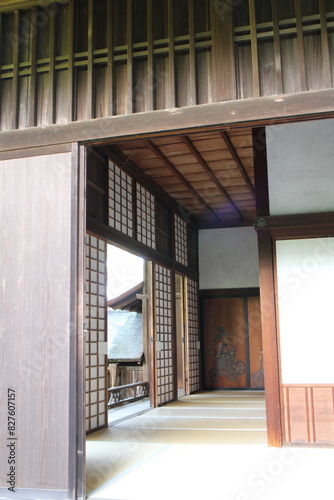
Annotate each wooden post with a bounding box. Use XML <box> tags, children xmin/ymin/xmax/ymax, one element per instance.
<box><xmin>257</xmin><ymin>230</ymin><xmax>282</xmax><ymax>447</ymax></box>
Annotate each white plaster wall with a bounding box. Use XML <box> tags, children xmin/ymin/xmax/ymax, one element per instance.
<box><xmin>266</xmin><ymin>118</ymin><xmax>334</xmax><ymax>215</ymax></box>
<box><xmin>199</xmin><ymin>227</ymin><xmax>259</xmax><ymax>289</ymax></box>
<box><xmin>276</xmin><ymin>237</ymin><xmax>334</xmax><ymax>384</ymax></box>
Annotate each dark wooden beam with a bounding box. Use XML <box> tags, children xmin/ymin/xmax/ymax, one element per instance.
<box><xmin>1</xmin><ymin>89</ymin><xmax>334</xmax><ymax>152</ymax></box>
<box><xmin>182</xmin><ymin>135</ymin><xmax>244</xmax><ymax>221</ymax></box>
<box><xmin>254</xmin><ymin>211</ymin><xmax>334</xmax><ymax>238</ymax></box>
<box><xmin>0</xmin><ymin>0</ymin><xmax>56</xmax><ymax>11</ymax></box>
<box><xmin>252</xmin><ymin>127</ymin><xmax>269</xmax><ymax>216</ymax></box>
<box><xmin>199</xmin><ymin>287</ymin><xmax>260</xmax><ymax>299</ymax></box>
<box><xmin>220</xmin><ymin>131</ymin><xmax>255</xmax><ymax>196</ymax></box>
<box><xmin>146</xmin><ymin>139</ymin><xmax>222</xmax><ymax>223</ymax></box>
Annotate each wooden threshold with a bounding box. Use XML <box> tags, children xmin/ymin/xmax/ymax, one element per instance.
<box><xmin>1</xmin><ymin>89</ymin><xmax>334</xmax><ymax>153</ymax></box>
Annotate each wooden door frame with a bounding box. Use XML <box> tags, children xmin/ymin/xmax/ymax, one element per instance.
<box><xmin>254</xmin><ymin>212</ymin><xmax>334</xmax><ymax>447</ymax></box>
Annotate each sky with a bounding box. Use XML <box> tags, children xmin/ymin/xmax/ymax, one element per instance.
<box><xmin>107</xmin><ymin>244</ymin><xmax>144</xmax><ymax>300</ymax></box>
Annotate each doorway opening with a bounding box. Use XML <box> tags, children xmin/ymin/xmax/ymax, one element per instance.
<box><xmin>106</xmin><ymin>243</ymin><xmax>151</xmax><ymax>424</ymax></box>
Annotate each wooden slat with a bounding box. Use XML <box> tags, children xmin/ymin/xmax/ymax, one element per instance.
<box><xmin>188</xmin><ymin>0</ymin><xmax>196</xmax><ymax>106</ymax></box>
<box><xmin>0</xmin><ymin>13</ymin><xmax>2</xmax><ymax>126</ymax></box>
<box><xmin>294</xmin><ymin>0</ymin><xmax>308</xmax><ymax>91</ymax></box>
<box><xmin>68</xmin><ymin>0</ymin><xmax>74</xmax><ymax>122</ymax></box>
<box><xmin>249</xmin><ymin>0</ymin><xmax>260</xmax><ymax>97</ymax></box>
<box><xmin>28</xmin><ymin>7</ymin><xmax>37</xmax><ymax>127</ymax></box>
<box><xmin>167</xmin><ymin>0</ymin><xmax>176</xmax><ymax>107</ymax></box>
<box><xmin>271</xmin><ymin>0</ymin><xmax>283</xmax><ymax>94</ymax></box>
<box><xmin>146</xmin><ymin>139</ymin><xmax>222</xmax><ymax>223</ymax></box>
<box><xmin>282</xmin><ymin>385</ymin><xmax>334</xmax><ymax>444</ymax></box>
<box><xmin>210</xmin><ymin>0</ymin><xmax>236</xmax><ymax>101</ymax></box>
<box><xmin>87</xmin><ymin>0</ymin><xmax>94</xmax><ymax>119</ymax></box>
<box><xmin>220</xmin><ymin>131</ymin><xmax>255</xmax><ymax>196</ymax></box>
<box><xmin>11</xmin><ymin>9</ymin><xmax>19</xmax><ymax>129</ymax></box>
<box><xmin>106</xmin><ymin>0</ymin><xmax>114</xmax><ymax>116</ymax></box>
<box><xmin>319</xmin><ymin>0</ymin><xmax>332</xmax><ymax>88</ymax></box>
<box><xmin>49</xmin><ymin>4</ymin><xmax>56</xmax><ymax>124</ymax></box>
<box><xmin>147</xmin><ymin>0</ymin><xmax>154</xmax><ymax>111</ymax></box>
<box><xmin>127</xmin><ymin>0</ymin><xmax>133</xmax><ymax>114</ymax></box>
<box><xmin>182</xmin><ymin>135</ymin><xmax>244</xmax><ymax>220</ymax></box>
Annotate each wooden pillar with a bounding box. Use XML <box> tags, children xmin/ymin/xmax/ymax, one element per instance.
<box><xmin>253</xmin><ymin>126</ymin><xmax>282</xmax><ymax>447</ymax></box>
<box><xmin>256</xmin><ymin>230</ymin><xmax>282</xmax><ymax>447</ymax></box>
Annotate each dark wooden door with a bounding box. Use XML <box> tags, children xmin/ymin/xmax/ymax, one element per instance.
<box><xmin>202</xmin><ymin>296</ymin><xmax>263</xmax><ymax>390</ymax></box>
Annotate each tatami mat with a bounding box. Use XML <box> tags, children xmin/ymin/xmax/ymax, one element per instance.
<box><xmin>86</xmin><ymin>391</ymin><xmax>334</xmax><ymax>500</ymax></box>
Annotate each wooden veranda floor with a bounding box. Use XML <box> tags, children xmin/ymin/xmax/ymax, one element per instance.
<box><xmin>86</xmin><ymin>391</ymin><xmax>333</xmax><ymax>500</ymax></box>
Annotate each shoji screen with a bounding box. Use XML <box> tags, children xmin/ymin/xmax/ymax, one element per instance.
<box><xmin>85</xmin><ymin>233</ymin><xmax>108</xmax><ymax>433</ymax></box>
<box><xmin>174</xmin><ymin>214</ymin><xmax>188</xmax><ymax>266</ymax></box>
<box><xmin>155</xmin><ymin>264</ymin><xmax>174</xmax><ymax>405</ymax></box>
<box><xmin>187</xmin><ymin>279</ymin><xmax>200</xmax><ymax>393</ymax></box>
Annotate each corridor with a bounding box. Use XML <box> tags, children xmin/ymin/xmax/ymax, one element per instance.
<box><xmin>86</xmin><ymin>391</ymin><xmax>333</xmax><ymax>500</ymax></box>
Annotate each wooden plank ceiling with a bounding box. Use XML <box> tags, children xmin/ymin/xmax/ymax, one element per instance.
<box><xmin>108</xmin><ymin>128</ymin><xmax>255</xmax><ymax>229</ymax></box>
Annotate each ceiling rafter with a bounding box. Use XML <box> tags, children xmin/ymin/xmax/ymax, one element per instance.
<box><xmin>220</xmin><ymin>131</ymin><xmax>256</xmax><ymax>196</ymax></box>
<box><xmin>146</xmin><ymin>139</ymin><xmax>222</xmax><ymax>223</ymax></box>
<box><xmin>182</xmin><ymin>135</ymin><xmax>244</xmax><ymax>221</ymax></box>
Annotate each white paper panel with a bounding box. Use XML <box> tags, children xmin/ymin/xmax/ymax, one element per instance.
<box><xmin>276</xmin><ymin>237</ymin><xmax>334</xmax><ymax>384</ymax></box>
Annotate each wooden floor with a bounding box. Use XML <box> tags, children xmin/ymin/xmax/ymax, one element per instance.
<box><xmin>86</xmin><ymin>391</ymin><xmax>334</xmax><ymax>500</ymax></box>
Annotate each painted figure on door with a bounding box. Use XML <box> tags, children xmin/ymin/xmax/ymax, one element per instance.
<box><xmin>208</xmin><ymin>327</ymin><xmax>246</xmax><ymax>383</ymax></box>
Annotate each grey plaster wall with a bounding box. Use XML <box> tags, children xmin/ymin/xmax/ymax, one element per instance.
<box><xmin>266</xmin><ymin>118</ymin><xmax>334</xmax><ymax>215</ymax></box>
<box><xmin>199</xmin><ymin>227</ymin><xmax>259</xmax><ymax>290</ymax></box>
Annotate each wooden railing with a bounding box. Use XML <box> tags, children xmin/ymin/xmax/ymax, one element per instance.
<box><xmin>108</xmin><ymin>381</ymin><xmax>149</xmax><ymax>409</ymax></box>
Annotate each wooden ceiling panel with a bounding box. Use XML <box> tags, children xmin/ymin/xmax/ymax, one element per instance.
<box><xmin>110</xmin><ymin>128</ymin><xmax>256</xmax><ymax>228</ymax></box>
<box><xmin>189</xmin><ymin>138</ymin><xmax>229</xmax><ymax>153</ymax></box>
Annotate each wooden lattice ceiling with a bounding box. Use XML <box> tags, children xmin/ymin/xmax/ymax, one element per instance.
<box><xmin>106</xmin><ymin>128</ymin><xmax>256</xmax><ymax>229</ymax></box>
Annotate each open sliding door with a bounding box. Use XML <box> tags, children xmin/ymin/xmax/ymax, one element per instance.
<box><xmin>0</xmin><ymin>145</ymin><xmax>85</xmax><ymax>499</ymax></box>
<box><xmin>154</xmin><ymin>264</ymin><xmax>174</xmax><ymax>406</ymax></box>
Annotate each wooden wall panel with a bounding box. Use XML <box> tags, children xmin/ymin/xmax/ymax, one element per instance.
<box><xmin>283</xmin><ymin>385</ymin><xmax>334</xmax><ymax>445</ymax></box>
<box><xmin>0</xmin><ymin>151</ymin><xmax>76</xmax><ymax>494</ymax></box>
<box><xmin>1</xmin><ymin>0</ymin><xmax>334</xmax><ymax>132</ymax></box>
